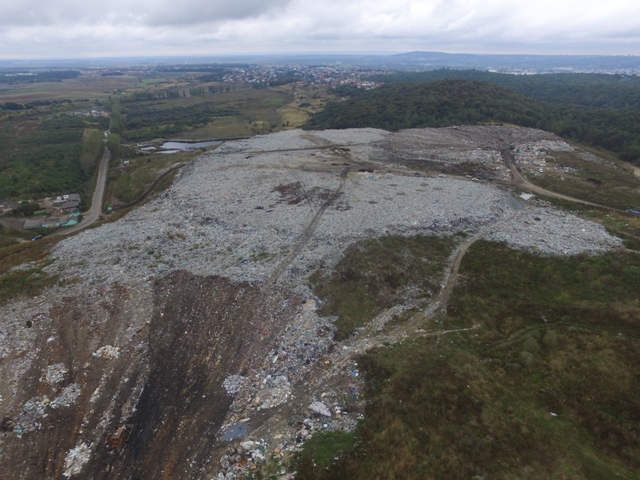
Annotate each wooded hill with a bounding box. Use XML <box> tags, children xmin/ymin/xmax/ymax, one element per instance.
<box><xmin>305</xmin><ymin>76</ymin><xmax>640</xmax><ymax>165</ymax></box>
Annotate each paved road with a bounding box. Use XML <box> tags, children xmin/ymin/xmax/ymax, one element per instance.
<box><xmin>56</xmin><ymin>147</ymin><xmax>111</xmax><ymax>236</ymax></box>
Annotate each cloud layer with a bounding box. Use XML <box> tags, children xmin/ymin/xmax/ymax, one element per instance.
<box><xmin>1</xmin><ymin>0</ymin><xmax>639</xmax><ymax>58</ymax></box>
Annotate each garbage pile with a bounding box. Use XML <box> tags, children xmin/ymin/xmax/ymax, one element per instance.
<box><xmin>45</xmin><ymin>362</ymin><xmax>68</xmax><ymax>384</ymax></box>
<box><xmin>51</xmin><ymin>383</ymin><xmax>82</xmax><ymax>408</ymax></box>
<box><xmin>14</xmin><ymin>395</ymin><xmax>49</xmax><ymax>436</ymax></box>
<box><xmin>223</xmin><ymin>375</ymin><xmax>247</xmax><ymax>396</ymax></box>
<box><xmin>93</xmin><ymin>345</ymin><xmax>120</xmax><ymax>359</ymax></box>
<box><xmin>63</xmin><ymin>442</ymin><xmax>92</xmax><ymax>478</ymax></box>
<box><xmin>216</xmin><ymin>440</ymin><xmax>267</xmax><ymax>479</ymax></box>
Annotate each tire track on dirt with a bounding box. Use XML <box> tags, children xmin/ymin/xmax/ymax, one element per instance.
<box><xmin>267</xmin><ymin>163</ymin><xmax>351</xmax><ymax>285</ymax></box>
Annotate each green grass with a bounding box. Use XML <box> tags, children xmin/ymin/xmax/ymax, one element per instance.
<box><xmin>109</xmin><ymin>150</ymin><xmax>197</xmax><ymax>205</ymax></box>
<box><xmin>309</xmin><ymin>234</ymin><xmax>457</xmax><ymax>340</ymax></box>
<box><xmin>531</xmin><ymin>150</ymin><xmax>640</xmax><ymax>210</ymax></box>
<box><xmin>296</xmin><ymin>430</ymin><xmax>357</xmax><ymax>471</ymax></box>
<box><xmin>120</xmin><ymin>88</ymin><xmax>291</xmax><ymax>142</ymax></box>
<box><xmin>298</xmin><ymin>241</ymin><xmax>640</xmax><ymax>480</ymax></box>
<box><xmin>0</xmin><ymin>261</ymin><xmax>57</xmax><ymax>305</ymax></box>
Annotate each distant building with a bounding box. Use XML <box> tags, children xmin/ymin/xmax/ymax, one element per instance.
<box><xmin>23</xmin><ymin>218</ymin><xmax>45</xmax><ymax>229</ymax></box>
<box><xmin>53</xmin><ymin>194</ymin><xmax>81</xmax><ymax>206</ymax></box>
<box><xmin>58</xmin><ymin>201</ymin><xmax>80</xmax><ymax>214</ymax></box>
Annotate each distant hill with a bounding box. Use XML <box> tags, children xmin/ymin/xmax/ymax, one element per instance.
<box><xmin>368</xmin><ymin>70</ymin><xmax>640</xmax><ymax>110</ymax></box>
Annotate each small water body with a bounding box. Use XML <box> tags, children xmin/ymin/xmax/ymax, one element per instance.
<box><xmin>218</xmin><ymin>422</ymin><xmax>248</xmax><ymax>441</ymax></box>
<box><xmin>161</xmin><ymin>140</ymin><xmax>222</xmax><ymax>151</ymax></box>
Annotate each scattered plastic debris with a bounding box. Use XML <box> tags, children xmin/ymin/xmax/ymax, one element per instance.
<box><xmin>51</xmin><ymin>383</ymin><xmax>82</xmax><ymax>408</ymax></box>
<box><xmin>93</xmin><ymin>345</ymin><xmax>120</xmax><ymax>359</ymax></box>
<box><xmin>308</xmin><ymin>401</ymin><xmax>332</xmax><ymax>417</ymax></box>
<box><xmin>15</xmin><ymin>395</ymin><xmax>50</xmax><ymax>436</ymax></box>
<box><xmin>63</xmin><ymin>442</ymin><xmax>92</xmax><ymax>477</ymax></box>
<box><xmin>223</xmin><ymin>375</ymin><xmax>246</xmax><ymax>396</ymax></box>
<box><xmin>45</xmin><ymin>363</ymin><xmax>68</xmax><ymax>384</ymax></box>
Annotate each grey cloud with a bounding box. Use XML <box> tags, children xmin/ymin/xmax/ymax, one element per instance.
<box><xmin>0</xmin><ymin>0</ymin><xmax>292</xmax><ymax>27</ymax></box>
<box><xmin>1</xmin><ymin>0</ymin><xmax>639</xmax><ymax>58</ymax></box>
<box><xmin>138</xmin><ymin>0</ymin><xmax>291</xmax><ymax>26</ymax></box>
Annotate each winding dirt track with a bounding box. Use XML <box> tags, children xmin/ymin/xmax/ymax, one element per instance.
<box><xmin>501</xmin><ymin>149</ymin><xmax>616</xmax><ymax>210</ymax></box>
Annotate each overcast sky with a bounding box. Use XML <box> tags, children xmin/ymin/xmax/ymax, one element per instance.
<box><xmin>1</xmin><ymin>0</ymin><xmax>639</xmax><ymax>59</ymax></box>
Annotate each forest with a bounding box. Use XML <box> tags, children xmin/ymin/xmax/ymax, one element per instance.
<box><xmin>306</xmin><ymin>74</ymin><xmax>640</xmax><ymax>165</ymax></box>
<box><xmin>0</xmin><ymin>115</ymin><xmax>105</xmax><ymax>199</ymax></box>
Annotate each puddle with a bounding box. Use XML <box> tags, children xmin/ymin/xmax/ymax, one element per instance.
<box><xmin>219</xmin><ymin>422</ymin><xmax>248</xmax><ymax>441</ymax></box>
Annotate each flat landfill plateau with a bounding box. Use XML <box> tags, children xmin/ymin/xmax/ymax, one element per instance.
<box><xmin>0</xmin><ymin>127</ymin><xmax>622</xmax><ymax>479</ymax></box>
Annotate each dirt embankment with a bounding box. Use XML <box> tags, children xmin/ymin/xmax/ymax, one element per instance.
<box><xmin>0</xmin><ymin>273</ymin><xmax>301</xmax><ymax>479</ymax></box>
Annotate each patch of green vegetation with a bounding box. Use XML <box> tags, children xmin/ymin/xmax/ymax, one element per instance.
<box><xmin>581</xmin><ymin>209</ymin><xmax>640</xmax><ymax>251</ymax></box>
<box><xmin>119</xmin><ymin>89</ymin><xmax>290</xmax><ymax>142</ymax></box>
<box><xmin>0</xmin><ymin>114</ymin><xmax>103</xmax><ymax>198</ymax></box>
<box><xmin>299</xmin><ymin>242</ymin><xmax>640</xmax><ymax>480</ymax></box>
<box><xmin>306</xmin><ymin>80</ymin><xmax>546</xmax><ymax>132</ymax></box>
<box><xmin>531</xmin><ymin>150</ymin><xmax>640</xmax><ymax>210</ymax></box>
<box><xmin>370</xmin><ymin>70</ymin><xmax>640</xmax><ymax>111</ymax></box>
<box><xmin>0</xmin><ymin>223</ymin><xmax>31</xmax><ymax>248</ymax></box>
<box><xmin>449</xmin><ymin>240</ymin><xmax>640</xmax><ymax>335</ymax></box>
<box><xmin>80</xmin><ymin>128</ymin><xmax>104</xmax><ymax>176</ymax></box>
<box><xmin>296</xmin><ymin>430</ymin><xmax>357</xmax><ymax>471</ymax></box>
<box><xmin>309</xmin><ymin>234</ymin><xmax>456</xmax><ymax>340</ymax></box>
<box><xmin>109</xmin><ymin>152</ymin><xmax>190</xmax><ymax>206</ymax></box>
<box><xmin>0</xmin><ymin>262</ymin><xmax>57</xmax><ymax>305</ymax></box>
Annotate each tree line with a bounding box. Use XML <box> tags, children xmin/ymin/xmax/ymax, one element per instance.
<box><xmin>305</xmin><ymin>79</ymin><xmax>640</xmax><ymax>164</ymax></box>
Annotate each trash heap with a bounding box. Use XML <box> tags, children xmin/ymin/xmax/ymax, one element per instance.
<box><xmin>51</xmin><ymin>383</ymin><xmax>82</xmax><ymax>408</ymax></box>
<box><xmin>63</xmin><ymin>442</ymin><xmax>92</xmax><ymax>478</ymax></box>
<box><xmin>93</xmin><ymin>345</ymin><xmax>120</xmax><ymax>359</ymax></box>
<box><xmin>216</xmin><ymin>440</ymin><xmax>267</xmax><ymax>479</ymax></box>
<box><xmin>223</xmin><ymin>375</ymin><xmax>247</xmax><ymax>396</ymax></box>
<box><xmin>14</xmin><ymin>396</ymin><xmax>50</xmax><ymax>436</ymax></box>
<box><xmin>45</xmin><ymin>362</ymin><xmax>68</xmax><ymax>384</ymax></box>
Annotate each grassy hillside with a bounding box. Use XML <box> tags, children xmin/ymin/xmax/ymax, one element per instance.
<box><xmin>301</xmin><ymin>240</ymin><xmax>640</xmax><ymax>479</ymax></box>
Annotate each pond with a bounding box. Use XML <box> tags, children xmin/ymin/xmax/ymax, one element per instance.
<box><xmin>161</xmin><ymin>140</ymin><xmax>222</xmax><ymax>151</ymax></box>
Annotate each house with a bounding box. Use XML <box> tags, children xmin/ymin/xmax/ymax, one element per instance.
<box><xmin>58</xmin><ymin>201</ymin><xmax>80</xmax><ymax>214</ymax></box>
<box><xmin>23</xmin><ymin>218</ymin><xmax>45</xmax><ymax>229</ymax></box>
<box><xmin>53</xmin><ymin>193</ymin><xmax>81</xmax><ymax>205</ymax></box>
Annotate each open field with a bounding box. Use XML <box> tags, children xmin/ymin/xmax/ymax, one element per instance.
<box><xmin>0</xmin><ymin>75</ymin><xmax>142</xmax><ymax>102</ymax></box>
<box><xmin>121</xmin><ymin>88</ymin><xmax>292</xmax><ymax>141</ymax></box>
<box><xmin>520</xmin><ymin>147</ymin><xmax>640</xmax><ymax>210</ymax></box>
<box><xmin>275</xmin><ymin>84</ymin><xmax>330</xmax><ymax>128</ymax></box>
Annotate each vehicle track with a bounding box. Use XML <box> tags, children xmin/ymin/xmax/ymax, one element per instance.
<box><xmin>267</xmin><ymin>163</ymin><xmax>351</xmax><ymax>285</ymax></box>
<box><xmin>501</xmin><ymin>149</ymin><xmax>617</xmax><ymax>211</ymax></box>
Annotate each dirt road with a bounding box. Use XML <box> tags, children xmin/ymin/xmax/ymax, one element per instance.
<box><xmin>500</xmin><ymin>149</ymin><xmax>615</xmax><ymax>209</ymax></box>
